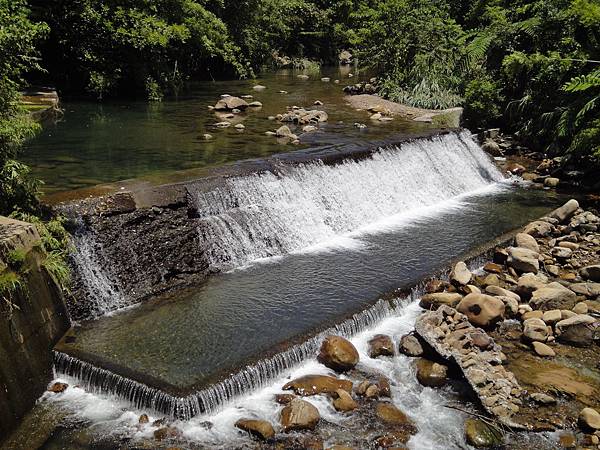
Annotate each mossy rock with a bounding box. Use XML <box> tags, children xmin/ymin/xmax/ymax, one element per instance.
<box><xmin>464</xmin><ymin>419</ymin><xmax>503</xmax><ymax>448</ymax></box>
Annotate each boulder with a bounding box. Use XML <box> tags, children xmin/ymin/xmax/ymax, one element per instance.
<box><xmin>332</xmin><ymin>389</ymin><xmax>358</xmax><ymax>412</ymax></box>
<box><xmin>523</xmin><ymin>221</ymin><xmax>553</xmax><ymax>238</ymax></box>
<box><xmin>214</xmin><ymin>96</ymin><xmax>249</xmax><ymax>111</ymax></box>
<box><xmin>556</xmin><ymin>316</ymin><xmax>595</xmax><ymax>347</ymax></box>
<box><xmin>532</xmin><ymin>341</ymin><xmax>555</xmax><ymax>357</ymax></box>
<box><xmin>569</xmin><ymin>282</ymin><xmax>600</xmax><ymax>298</ymax></box>
<box><xmin>248</xmin><ymin>101</ymin><xmax>262</xmax><ymax>107</ymax></box>
<box><xmin>398</xmin><ymin>334</ymin><xmax>423</xmax><ymax>357</ymax></box>
<box><xmin>506</xmin><ymin>162</ymin><xmax>526</xmax><ymax>175</ymax></box>
<box><xmin>549</xmin><ymin>199</ymin><xmax>579</xmax><ymax>223</ymax></box>
<box><xmin>415</xmin><ymin>358</ymin><xmax>448</xmax><ymax>387</ymax></box>
<box><xmin>542</xmin><ymin>309</ymin><xmax>562</xmax><ymax>324</ymax></box>
<box><xmin>450</xmin><ymin>261</ymin><xmax>472</xmax><ymax>286</ymax></box>
<box><xmin>522</xmin><ymin>318</ymin><xmax>549</xmax><ymax>343</ymax></box>
<box><xmin>253</xmin><ymin>85</ymin><xmax>266</xmax><ymax>91</ymax></box>
<box><xmin>485</xmin><ymin>285</ymin><xmax>520</xmax><ymax>302</ymax></box>
<box><xmin>275</xmin><ymin>125</ymin><xmax>296</xmax><ymax>139</ymax></box>
<box><xmin>365</xmin><ymin>384</ymin><xmax>380</xmax><ymax>398</ymax></box>
<box><xmin>339</xmin><ymin>50</ymin><xmax>353</xmax><ymax>64</ymax></box>
<box><xmin>515</xmin><ymin>273</ymin><xmax>547</xmax><ymax>299</ymax></box>
<box><xmin>464</xmin><ymin>419</ymin><xmax>503</xmax><ymax>448</ymax></box>
<box><xmin>482</xmin><ymin>274</ymin><xmax>501</xmax><ymax>287</ymax></box>
<box><xmin>579</xmin><ymin>408</ymin><xmax>600</xmax><ymax>431</ymax></box>
<box><xmin>419</xmin><ymin>292</ymin><xmax>463</xmax><ymax>310</ymax></box>
<box><xmin>573</xmin><ymin>302</ymin><xmax>588</xmax><ymax>314</ymax></box>
<box><xmin>580</xmin><ymin>265</ymin><xmax>600</xmax><ymax>282</ymax></box>
<box><xmin>48</xmin><ymin>382</ymin><xmax>68</xmax><ymax>393</ymax></box>
<box><xmin>376</xmin><ymin>402</ymin><xmax>415</xmax><ymax>428</ymax></box>
<box><xmin>283</xmin><ymin>375</ymin><xmax>353</xmax><ymax>396</ymax></box>
<box><xmin>482</xmin><ymin>140</ymin><xmax>501</xmax><ymax>156</ymax></box>
<box><xmin>552</xmin><ymin>246</ymin><xmax>572</xmax><ymax>260</ymax></box>
<box><xmin>368</xmin><ymin>334</ymin><xmax>395</xmax><ymax>358</ymax></box>
<box><xmin>483</xmin><ymin>262</ymin><xmax>503</xmax><ymax>274</ymax></box>
<box><xmin>281</xmin><ymin>399</ymin><xmax>320</xmax><ymax>431</ymax></box>
<box><xmin>544</xmin><ymin>177</ymin><xmax>560</xmax><ymax>187</ymax></box>
<box><xmin>530</xmin><ymin>283</ymin><xmax>577</xmax><ymax>310</ymax></box>
<box><xmin>377</xmin><ymin>377</ymin><xmax>392</xmax><ymax>398</ymax></box>
<box><xmin>317</xmin><ymin>336</ymin><xmax>359</xmax><ymax>372</ymax></box>
<box><xmin>457</xmin><ymin>294</ymin><xmax>505</xmax><ymax>328</ymax></box>
<box><xmin>235</xmin><ymin>419</ymin><xmax>275</xmax><ymax>440</ymax></box>
<box><xmin>515</xmin><ymin>233</ymin><xmax>539</xmax><ymax>253</ymax></box>
<box><xmin>507</xmin><ymin>247</ymin><xmax>539</xmax><ymax>274</ymax></box>
<box><xmin>275</xmin><ymin>394</ymin><xmax>296</xmax><ymax>405</ymax></box>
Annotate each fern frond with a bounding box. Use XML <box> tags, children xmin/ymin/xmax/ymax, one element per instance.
<box><xmin>563</xmin><ymin>70</ymin><xmax>600</xmax><ymax>92</ymax></box>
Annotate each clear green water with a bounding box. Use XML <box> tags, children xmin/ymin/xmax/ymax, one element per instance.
<box><xmin>23</xmin><ymin>67</ymin><xmax>431</xmax><ymax>194</ymax></box>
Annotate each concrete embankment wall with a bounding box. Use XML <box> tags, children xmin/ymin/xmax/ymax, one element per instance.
<box><xmin>0</xmin><ymin>217</ymin><xmax>70</xmax><ymax>442</ymax></box>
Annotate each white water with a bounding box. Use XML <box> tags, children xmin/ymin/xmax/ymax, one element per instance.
<box><xmin>194</xmin><ymin>131</ymin><xmax>503</xmax><ymax>270</ymax></box>
<box><xmin>69</xmin><ymin>230</ymin><xmax>128</xmax><ymax>319</ymax></box>
<box><xmin>47</xmin><ymin>301</ymin><xmax>475</xmax><ymax>449</ymax></box>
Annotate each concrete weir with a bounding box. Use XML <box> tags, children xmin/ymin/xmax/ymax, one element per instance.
<box><xmin>49</xmin><ymin>129</ymin><xmax>565</xmax><ymax>420</ymax></box>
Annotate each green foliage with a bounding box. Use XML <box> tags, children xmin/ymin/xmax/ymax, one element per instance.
<box><xmin>0</xmin><ymin>270</ymin><xmax>23</xmax><ymax>313</ymax></box>
<box><xmin>42</xmin><ymin>250</ymin><xmax>71</xmax><ymax>293</ymax></box>
<box><xmin>463</xmin><ymin>76</ymin><xmax>503</xmax><ymax>128</ymax></box>
<box><xmin>6</xmin><ymin>249</ymin><xmax>27</xmax><ymax>271</ymax></box>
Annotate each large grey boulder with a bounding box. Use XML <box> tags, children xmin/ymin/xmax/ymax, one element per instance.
<box><xmin>515</xmin><ymin>233</ymin><xmax>539</xmax><ymax>253</ymax></box>
<box><xmin>214</xmin><ymin>96</ymin><xmax>249</xmax><ymax>110</ymax></box>
<box><xmin>530</xmin><ymin>282</ymin><xmax>577</xmax><ymax>310</ymax></box>
<box><xmin>507</xmin><ymin>247</ymin><xmax>539</xmax><ymax>274</ymax></box>
<box><xmin>548</xmin><ymin>199</ymin><xmax>579</xmax><ymax>223</ymax></box>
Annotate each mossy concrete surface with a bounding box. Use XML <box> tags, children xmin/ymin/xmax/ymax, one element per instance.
<box><xmin>0</xmin><ymin>216</ymin><xmax>70</xmax><ymax>443</ymax></box>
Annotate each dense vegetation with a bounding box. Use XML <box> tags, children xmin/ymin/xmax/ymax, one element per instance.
<box><xmin>0</xmin><ymin>0</ymin><xmax>599</xmax><ymax>227</ymax></box>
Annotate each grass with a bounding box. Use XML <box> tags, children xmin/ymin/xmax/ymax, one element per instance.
<box><xmin>0</xmin><ymin>270</ymin><xmax>23</xmax><ymax>313</ymax></box>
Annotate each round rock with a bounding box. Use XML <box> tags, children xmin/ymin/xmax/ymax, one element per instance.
<box><xmin>317</xmin><ymin>336</ymin><xmax>359</xmax><ymax>372</ymax></box>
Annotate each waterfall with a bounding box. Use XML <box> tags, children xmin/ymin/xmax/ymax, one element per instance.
<box><xmin>69</xmin><ymin>228</ymin><xmax>127</xmax><ymax>319</ymax></box>
<box><xmin>193</xmin><ymin>131</ymin><xmax>503</xmax><ymax>270</ymax></box>
<box><xmin>53</xmin><ymin>249</ymin><xmax>495</xmax><ymax>421</ymax></box>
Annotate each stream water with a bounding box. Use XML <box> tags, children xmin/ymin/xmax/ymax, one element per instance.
<box><xmin>23</xmin><ymin>66</ymin><xmax>430</xmax><ymax>194</ymax></box>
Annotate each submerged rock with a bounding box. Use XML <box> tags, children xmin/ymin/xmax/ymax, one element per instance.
<box><xmin>283</xmin><ymin>374</ymin><xmax>353</xmax><ymax>396</ymax></box>
<box><xmin>415</xmin><ymin>358</ymin><xmax>448</xmax><ymax>387</ymax></box>
<box><xmin>368</xmin><ymin>334</ymin><xmax>395</xmax><ymax>358</ymax></box>
<box><xmin>317</xmin><ymin>336</ymin><xmax>359</xmax><ymax>372</ymax></box>
<box><xmin>375</xmin><ymin>402</ymin><xmax>415</xmax><ymax>429</ymax></box>
<box><xmin>281</xmin><ymin>399</ymin><xmax>320</xmax><ymax>431</ymax></box>
<box><xmin>464</xmin><ymin>419</ymin><xmax>503</xmax><ymax>448</ymax></box>
<box><xmin>48</xmin><ymin>382</ymin><xmax>68</xmax><ymax>393</ymax></box>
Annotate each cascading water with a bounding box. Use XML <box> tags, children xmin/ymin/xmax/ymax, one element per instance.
<box><xmin>193</xmin><ymin>131</ymin><xmax>503</xmax><ymax>270</ymax></box>
<box><xmin>69</xmin><ymin>227</ymin><xmax>127</xmax><ymax>319</ymax></box>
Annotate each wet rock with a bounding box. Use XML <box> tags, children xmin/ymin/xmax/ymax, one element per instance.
<box><xmin>355</xmin><ymin>380</ymin><xmax>370</xmax><ymax>396</ymax></box>
<box><xmin>515</xmin><ymin>233</ymin><xmax>539</xmax><ymax>253</ymax></box>
<box><xmin>398</xmin><ymin>334</ymin><xmax>423</xmax><ymax>357</ymax></box>
<box><xmin>523</xmin><ymin>318</ymin><xmax>550</xmax><ymax>343</ymax></box>
<box><xmin>368</xmin><ymin>334</ymin><xmax>395</xmax><ymax>358</ymax></box>
<box><xmin>253</xmin><ymin>85</ymin><xmax>266</xmax><ymax>91</ymax></box>
<box><xmin>332</xmin><ymin>389</ymin><xmax>358</xmax><ymax>412</ymax></box>
<box><xmin>202</xmin><ymin>133</ymin><xmax>213</xmax><ymax>140</ymax></box>
<box><xmin>281</xmin><ymin>399</ymin><xmax>320</xmax><ymax>431</ymax></box>
<box><xmin>544</xmin><ymin>177</ymin><xmax>560</xmax><ymax>187</ymax></box>
<box><xmin>579</xmin><ymin>408</ymin><xmax>600</xmax><ymax>431</ymax></box>
<box><xmin>377</xmin><ymin>377</ymin><xmax>392</xmax><ymax>398</ymax></box>
<box><xmin>235</xmin><ymin>419</ymin><xmax>275</xmax><ymax>440</ymax></box>
<box><xmin>154</xmin><ymin>426</ymin><xmax>180</xmax><ymax>441</ymax></box>
<box><xmin>419</xmin><ymin>292</ymin><xmax>463</xmax><ymax>310</ymax></box>
<box><xmin>482</xmin><ymin>273</ymin><xmax>500</xmax><ymax>287</ymax></box>
<box><xmin>457</xmin><ymin>294</ymin><xmax>505</xmax><ymax>328</ymax></box>
<box><xmin>283</xmin><ymin>374</ymin><xmax>353</xmax><ymax>396</ymax></box>
<box><xmin>275</xmin><ymin>393</ymin><xmax>296</xmax><ymax>405</ymax></box>
<box><xmin>235</xmin><ymin>123</ymin><xmax>245</xmax><ymax>130</ymax></box>
<box><xmin>482</xmin><ymin>140</ymin><xmax>502</xmax><ymax>156</ymax></box>
<box><xmin>425</xmin><ymin>279</ymin><xmax>449</xmax><ymax>293</ymax></box>
<box><xmin>415</xmin><ymin>358</ymin><xmax>448</xmax><ymax>387</ymax></box>
<box><xmin>532</xmin><ymin>341</ymin><xmax>555</xmax><ymax>357</ymax></box>
<box><xmin>275</xmin><ymin>125</ymin><xmax>297</xmax><ymax>139</ymax></box>
<box><xmin>580</xmin><ymin>265</ymin><xmax>600</xmax><ymax>282</ymax></box>
<box><xmin>365</xmin><ymin>384</ymin><xmax>380</xmax><ymax>399</ymax></box>
<box><xmin>302</xmin><ymin>125</ymin><xmax>317</xmax><ymax>132</ymax></box>
<box><xmin>507</xmin><ymin>247</ymin><xmax>539</xmax><ymax>274</ymax></box>
<box><xmin>139</xmin><ymin>414</ymin><xmax>149</xmax><ymax>424</ymax></box>
<box><xmin>214</xmin><ymin>96</ymin><xmax>249</xmax><ymax>110</ymax></box>
<box><xmin>451</xmin><ymin>261</ymin><xmax>472</xmax><ymax>286</ymax></box>
<box><xmin>464</xmin><ymin>419</ymin><xmax>503</xmax><ymax>448</ymax></box>
<box><xmin>530</xmin><ymin>283</ymin><xmax>577</xmax><ymax>311</ymax></box>
<box><xmin>48</xmin><ymin>382</ymin><xmax>68</xmax><ymax>393</ymax></box>
<box><xmin>214</xmin><ymin>121</ymin><xmax>231</xmax><ymax>127</ymax></box>
<box><xmin>376</xmin><ymin>402</ymin><xmax>415</xmax><ymax>428</ymax></box>
<box><xmin>483</xmin><ymin>262</ymin><xmax>503</xmax><ymax>274</ymax></box>
<box><xmin>248</xmin><ymin>101</ymin><xmax>263</xmax><ymax>107</ymax></box>
<box><xmin>317</xmin><ymin>336</ymin><xmax>359</xmax><ymax>372</ymax></box>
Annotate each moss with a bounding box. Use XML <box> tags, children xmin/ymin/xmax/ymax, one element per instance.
<box><xmin>6</xmin><ymin>248</ymin><xmax>27</xmax><ymax>271</ymax></box>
